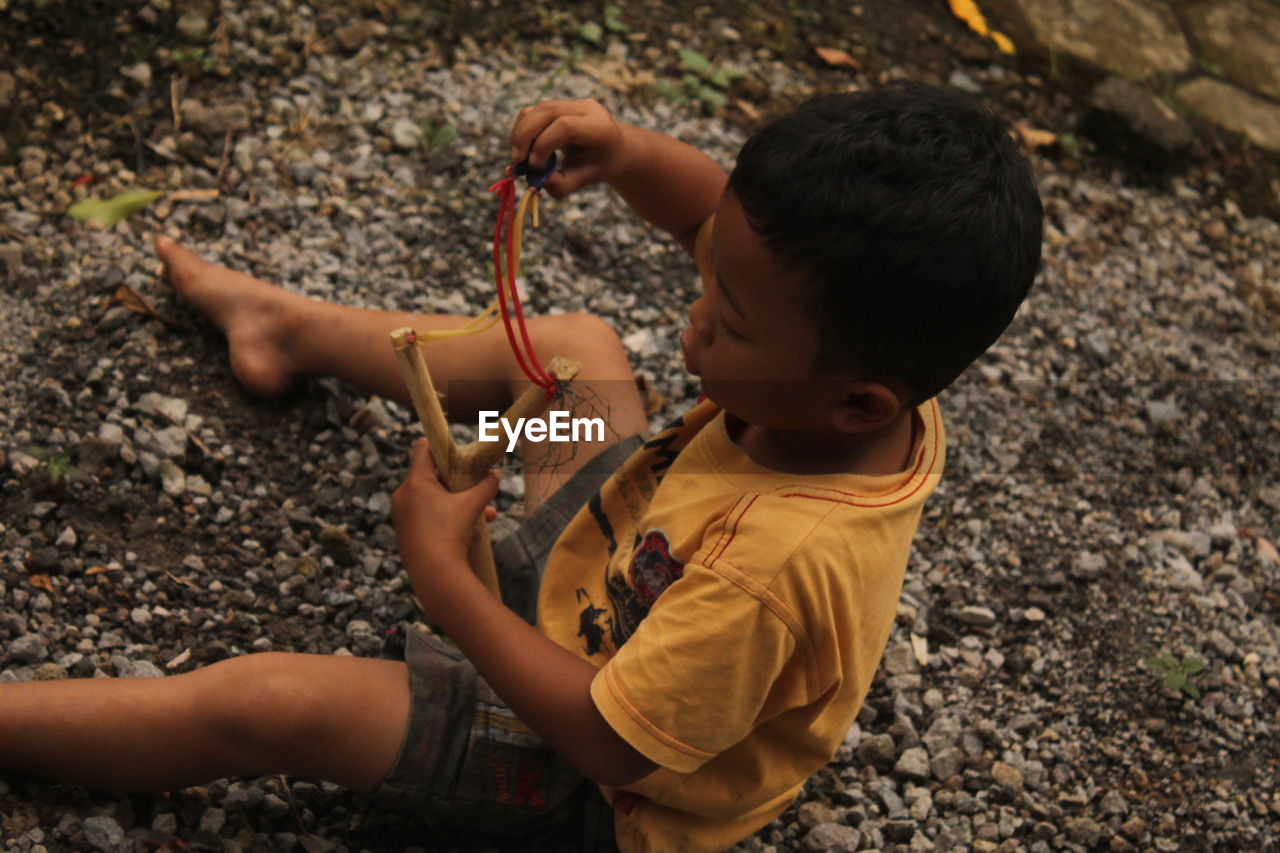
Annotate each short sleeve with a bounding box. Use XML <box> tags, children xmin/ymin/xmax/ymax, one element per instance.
<box><xmin>589</xmin><ymin>559</ymin><xmax>802</xmax><ymax>773</ymax></box>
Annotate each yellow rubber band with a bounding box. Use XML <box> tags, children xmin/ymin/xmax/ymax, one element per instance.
<box><xmin>413</xmin><ymin>300</ymin><xmax>501</xmax><ymax>342</ymax></box>
<box><xmin>512</xmin><ymin>187</ymin><xmax>536</xmax><ymax>270</ymax></box>
<box><xmin>414</xmin><ymin>186</ymin><xmax>540</xmax><ymax>345</ymax></box>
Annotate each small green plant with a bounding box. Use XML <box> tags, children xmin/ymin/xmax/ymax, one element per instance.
<box><xmin>603</xmin><ymin>5</ymin><xmax>628</xmax><ymax>35</ymax></box>
<box><xmin>27</xmin><ymin>448</ymin><xmax>83</xmax><ymax>498</ymax></box>
<box><xmin>1143</xmin><ymin>652</ymin><xmax>1206</xmax><ymax>699</ymax></box>
<box><xmin>1197</xmin><ymin>57</ymin><xmax>1226</xmax><ymax>79</ymax></box>
<box><xmin>654</xmin><ymin>49</ymin><xmax>744</xmax><ymax>114</ymax></box>
<box><xmin>1057</xmin><ymin>133</ymin><xmax>1094</xmax><ymax>160</ymax></box>
<box><xmin>172</xmin><ymin>46</ymin><xmax>216</xmax><ymax>74</ymax></box>
<box><xmin>575</xmin><ymin>5</ymin><xmax>626</xmax><ymax>45</ymax></box>
<box><xmin>33</xmin><ymin>449</ymin><xmax>77</xmax><ymax>484</ymax></box>
<box><xmin>416</xmin><ymin>120</ymin><xmax>457</xmax><ymax>162</ymax></box>
<box><xmin>577</xmin><ymin>20</ymin><xmax>603</xmax><ymax>44</ymax></box>
<box><xmin>134</xmin><ymin>33</ymin><xmax>164</xmax><ymax>63</ymax></box>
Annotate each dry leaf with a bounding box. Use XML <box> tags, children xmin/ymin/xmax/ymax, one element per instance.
<box><xmin>27</xmin><ymin>574</ymin><xmax>56</xmax><ymax>595</ymax></box>
<box><xmin>910</xmin><ymin>632</ymin><xmax>929</xmax><ymax>666</ymax></box>
<box><xmin>578</xmin><ymin>59</ymin><xmax>655</xmax><ymax>94</ymax></box>
<box><xmin>109</xmin><ymin>284</ymin><xmax>183</xmax><ymax>329</ymax></box>
<box><xmin>165</xmin><ymin>571</ymin><xmax>197</xmax><ymax>588</ymax></box>
<box><xmin>1015</xmin><ymin>122</ymin><xmax>1058</xmax><ymax>151</ymax></box>
<box><xmin>86</xmin><ymin>564</ymin><xmax>123</xmax><ymax>576</ymax></box>
<box><xmin>187</xmin><ymin>430</ymin><xmax>213</xmax><ymax>457</ymax></box>
<box><xmin>145</xmin><ymin>140</ymin><xmax>185</xmax><ymax>163</ymax></box>
<box><xmin>110</xmin><ymin>283</ymin><xmax>160</xmax><ymax>316</ymax></box>
<box><xmin>815</xmin><ymin>46</ymin><xmax>861</xmax><ymax>70</ymax></box>
<box><xmin>734</xmin><ymin>99</ymin><xmax>761</xmax><ymax>121</ymax></box>
<box><xmin>168</xmin><ymin>188</ymin><xmax>220</xmax><ymax>203</ymax></box>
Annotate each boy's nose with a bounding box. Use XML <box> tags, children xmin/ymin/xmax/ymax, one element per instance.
<box><xmin>688</xmin><ymin>298</ymin><xmax>716</xmax><ymax>344</ymax></box>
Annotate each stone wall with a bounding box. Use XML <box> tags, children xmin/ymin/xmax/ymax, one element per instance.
<box><xmin>983</xmin><ymin>0</ymin><xmax>1280</xmax><ymax>153</ymax></box>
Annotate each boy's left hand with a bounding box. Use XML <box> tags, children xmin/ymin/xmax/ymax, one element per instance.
<box><xmin>392</xmin><ymin>437</ymin><xmax>500</xmax><ymax>589</ymax></box>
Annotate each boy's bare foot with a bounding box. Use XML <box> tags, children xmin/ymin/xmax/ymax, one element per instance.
<box><xmin>155</xmin><ymin>235</ymin><xmax>305</xmax><ymax>397</ymax></box>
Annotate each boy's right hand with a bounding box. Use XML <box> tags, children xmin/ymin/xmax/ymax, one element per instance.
<box><xmin>509</xmin><ymin>99</ymin><xmax>628</xmax><ymax>199</ymax></box>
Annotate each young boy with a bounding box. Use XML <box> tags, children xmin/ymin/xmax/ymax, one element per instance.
<box><xmin>0</xmin><ymin>83</ymin><xmax>1042</xmax><ymax>851</ymax></box>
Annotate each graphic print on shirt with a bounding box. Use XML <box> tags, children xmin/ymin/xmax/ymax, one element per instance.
<box><xmin>574</xmin><ymin>588</ymin><xmax>608</xmax><ymax>657</ymax></box>
<box><xmin>571</xmin><ymin>408</ymin><xmax>705</xmax><ymax>659</ymax></box>
<box><xmin>587</xmin><ymin>491</ymin><xmax>618</xmax><ymax>556</ymax></box>
<box><xmin>629</xmin><ymin>529</ymin><xmax>686</xmax><ymax>606</ymax></box>
<box><xmin>574</xmin><ymin>529</ymin><xmax>687</xmax><ymax>657</ymax></box>
<box><xmin>642</xmin><ymin>423</ymin><xmax>684</xmax><ymax>478</ymax></box>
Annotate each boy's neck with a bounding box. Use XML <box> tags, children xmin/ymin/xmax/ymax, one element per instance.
<box><xmin>724</xmin><ymin>408</ymin><xmax>918</xmax><ymax>477</ymax></box>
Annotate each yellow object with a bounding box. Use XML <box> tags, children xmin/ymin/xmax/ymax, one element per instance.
<box><xmin>414</xmin><ymin>185</ymin><xmax>540</xmax><ymax>343</ymax></box>
<box><xmin>949</xmin><ymin>0</ymin><xmax>989</xmax><ymax>35</ymax></box>
<box><xmin>948</xmin><ymin>0</ymin><xmax>1015</xmax><ymax>54</ymax></box>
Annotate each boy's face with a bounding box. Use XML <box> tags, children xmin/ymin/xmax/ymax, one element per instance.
<box><xmin>680</xmin><ymin>193</ymin><xmax>849</xmax><ymax>431</ymax></box>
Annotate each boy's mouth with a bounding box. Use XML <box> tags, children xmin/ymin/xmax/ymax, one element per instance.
<box><xmin>679</xmin><ymin>328</ymin><xmax>700</xmax><ymax>376</ymax></box>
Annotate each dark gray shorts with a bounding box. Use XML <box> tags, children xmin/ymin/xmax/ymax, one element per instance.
<box><xmin>375</xmin><ymin>436</ymin><xmax>643</xmax><ymax>851</ymax></box>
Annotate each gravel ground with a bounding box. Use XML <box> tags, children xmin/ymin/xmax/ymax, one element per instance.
<box><xmin>2</xmin><ymin>3</ymin><xmax>1279</xmax><ymax>852</ymax></box>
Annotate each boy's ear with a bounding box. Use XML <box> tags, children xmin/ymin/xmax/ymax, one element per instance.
<box><xmin>830</xmin><ymin>381</ymin><xmax>903</xmax><ymax>433</ymax></box>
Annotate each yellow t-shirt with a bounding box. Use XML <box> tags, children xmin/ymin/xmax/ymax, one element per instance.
<box><xmin>536</xmin><ymin>395</ymin><xmax>945</xmax><ymax>852</ymax></box>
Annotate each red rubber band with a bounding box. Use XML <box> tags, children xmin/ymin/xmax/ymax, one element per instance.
<box><xmin>503</xmin><ymin>190</ymin><xmax>555</xmax><ymax>392</ymax></box>
<box><xmin>489</xmin><ymin>178</ymin><xmax>556</xmax><ymax>397</ymax></box>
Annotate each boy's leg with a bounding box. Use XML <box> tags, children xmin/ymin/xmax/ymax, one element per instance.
<box><xmin>0</xmin><ymin>652</ymin><xmax>409</xmax><ymax>793</ymax></box>
<box><xmin>157</xmin><ymin>237</ymin><xmax>647</xmax><ymax>513</ymax></box>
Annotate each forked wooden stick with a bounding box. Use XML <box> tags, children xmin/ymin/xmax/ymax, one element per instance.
<box><xmin>389</xmin><ymin>327</ymin><xmax>580</xmax><ymax>598</ymax></box>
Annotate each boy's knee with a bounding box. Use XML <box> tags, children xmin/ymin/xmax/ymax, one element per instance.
<box><xmin>199</xmin><ymin>653</ymin><xmax>333</xmax><ymax>763</ymax></box>
<box><xmin>534</xmin><ymin>313</ymin><xmax>630</xmax><ymax>371</ymax></box>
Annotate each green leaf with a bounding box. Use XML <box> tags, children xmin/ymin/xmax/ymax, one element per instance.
<box><xmin>1160</xmin><ymin>653</ymin><xmax>1179</xmax><ymax>668</ymax></box>
<box><xmin>1182</xmin><ymin>682</ymin><xmax>1201</xmax><ymax>699</ymax></box>
<box><xmin>1142</xmin><ymin>656</ymin><xmax>1168</xmax><ymax>672</ymax></box>
<box><xmin>46</xmin><ymin>452</ymin><xmax>71</xmax><ymax>479</ymax></box>
<box><xmin>709</xmin><ymin>66</ymin><xmax>744</xmax><ymax>89</ymax></box>
<box><xmin>429</xmin><ymin>124</ymin><xmax>457</xmax><ymax>156</ymax></box>
<box><xmin>604</xmin><ymin>5</ymin><xmax>627</xmax><ymax>33</ymax></box>
<box><xmin>1181</xmin><ymin>656</ymin><xmax>1205</xmax><ymax>675</ymax></box>
<box><xmin>679</xmin><ymin>48</ymin><xmax>712</xmax><ymax>76</ymax></box>
<box><xmin>68</xmin><ymin>190</ymin><xmax>162</xmax><ymax>226</ymax></box>
<box><xmin>697</xmin><ymin>86</ymin><xmax>727</xmax><ymax>108</ymax></box>
<box><xmin>1167</xmin><ymin>670</ymin><xmax>1187</xmax><ymax>691</ymax></box>
<box><xmin>578</xmin><ymin>21</ymin><xmax>602</xmax><ymax>44</ymax></box>
<box><xmin>653</xmin><ymin>79</ymin><xmax>688</xmax><ymax>105</ymax></box>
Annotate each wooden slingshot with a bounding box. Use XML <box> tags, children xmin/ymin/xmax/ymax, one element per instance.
<box><xmin>390</xmin><ymin>329</ymin><xmax>580</xmax><ymax>597</ymax></box>
<box><xmin>389</xmin><ymin>157</ymin><xmax>574</xmax><ymax>598</ymax></box>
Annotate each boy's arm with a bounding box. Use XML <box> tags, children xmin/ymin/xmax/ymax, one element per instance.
<box><xmin>392</xmin><ymin>439</ymin><xmax>657</xmax><ymax>788</ymax></box>
<box><xmin>510</xmin><ymin>99</ymin><xmax>727</xmax><ymax>255</ymax></box>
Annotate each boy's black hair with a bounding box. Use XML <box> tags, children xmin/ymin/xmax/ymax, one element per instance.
<box><xmin>728</xmin><ymin>82</ymin><xmax>1043</xmax><ymax>403</ymax></box>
